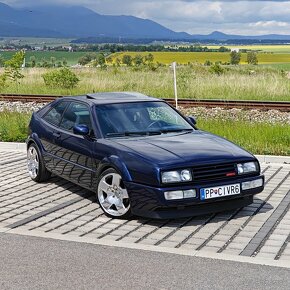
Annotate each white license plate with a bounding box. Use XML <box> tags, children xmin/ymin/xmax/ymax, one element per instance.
<box><xmin>200</xmin><ymin>184</ymin><xmax>241</xmax><ymax>200</ymax></box>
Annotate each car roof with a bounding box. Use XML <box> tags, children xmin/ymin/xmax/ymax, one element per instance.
<box><xmin>61</xmin><ymin>92</ymin><xmax>162</xmax><ymax>105</ymax></box>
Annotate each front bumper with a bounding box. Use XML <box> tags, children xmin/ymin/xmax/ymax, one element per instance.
<box><xmin>125</xmin><ymin>175</ymin><xmax>264</xmax><ymax>219</ymax></box>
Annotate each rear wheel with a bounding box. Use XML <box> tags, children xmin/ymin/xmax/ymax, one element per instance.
<box><xmin>96</xmin><ymin>168</ymin><xmax>131</xmax><ymax>219</ymax></box>
<box><xmin>27</xmin><ymin>143</ymin><xmax>51</xmax><ymax>182</ymax></box>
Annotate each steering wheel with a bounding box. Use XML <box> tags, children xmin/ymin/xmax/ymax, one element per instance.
<box><xmin>147</xmin><ymin>120</ymin><xmax>168</xmax><ymax>129</ymax></box>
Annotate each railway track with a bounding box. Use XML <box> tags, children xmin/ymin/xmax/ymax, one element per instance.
<box><xmin>1</xmin><ymin>93</ymin><xmax>290</xmax><ymax>111</ymax></box>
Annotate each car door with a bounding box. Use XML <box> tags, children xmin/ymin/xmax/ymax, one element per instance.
<box><xmin>40</xmin><ymin>100</ymin><xmax>69</xmax><ymax>171</ymax></box>
<box><xmin>53</xmin><ymin>101</ymin><xmax>95</xmax><ymax>189</ymax></box>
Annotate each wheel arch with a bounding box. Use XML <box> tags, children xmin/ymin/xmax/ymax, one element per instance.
<box><xmin>26</xmin><ymin>134</ymin><xmax>44</xmax><ymax>153</ymax></box>
<box><xmin>96</xmin><ymin>155</ymin><xmax>132</xmax><ymax>182</ymax></box>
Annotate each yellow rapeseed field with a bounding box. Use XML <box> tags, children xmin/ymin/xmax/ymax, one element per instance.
<box><xmin>111</xmin><ymin>51</ymin><xmax>290</xmax><ymax>65</ymax></box>
<box><xmin>207</xmin><ymin>45</ymin><xmax>290</xmax><ymax>53</ymax></box>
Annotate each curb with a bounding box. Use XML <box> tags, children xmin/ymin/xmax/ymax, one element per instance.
<box><xmin>0</xmin><ymin>142</ymin><xmax>26</xmax><ymax>151</ymax></box>
<box><xmin>0</xmin><ymin>142</ymin><xmax>289</xmax><ymax>164</ymax></box>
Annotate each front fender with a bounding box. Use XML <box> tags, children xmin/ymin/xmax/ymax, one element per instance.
<box><xmin>96</xmin><ymin>155</ymin><xmax>132</xmax><ymax>182</ymax></box>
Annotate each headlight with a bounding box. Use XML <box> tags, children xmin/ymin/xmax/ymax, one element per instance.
<box><xmin>237</xmin><ymin>162</ymin><xmax>258</xmax><ymax>175</ymax></box>
<box><xmin>161</xmin><ymin>169</ymin><xmax>192</xmax><ymax>183</ymax></box>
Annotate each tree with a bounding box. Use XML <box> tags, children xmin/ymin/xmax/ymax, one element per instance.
<box><xmin>133</xmin><ymin>54</ymin><xmax>144</xmax><ymax>66</ymax></box>
<box><xmin>92</xmin><ymin>53</ymin><xmax>106</xmax><ymax>68</ymax></box>
<box><xmin>4</xmin><ymin>50</ymin><xmax>25</xmax><ymax>83</ymax></box>
<box><xmin>144</xmin><ymin>53</ymin><xmax>154</xmax><ymax>64</ymax></box>
<box><xmin>230</xmin><ymin>51</ymin><xmax>241</xmax><ymax>65</ymax></box>
<box><xmin>0</xmin><ymin>54</ymin><xmax>5</xmax><ymax>67</ymax></box>
<box><xmin>97</xmin><ymin>53</ymin><xmax>106</xmax><ymax>68</ymax></box>
<box><xmin>204</xmin><ymin>60</ymin><xmax>212</xmax><ymax>66</ymax></box>
<box><xmin>106</xmin><ymin>56</ymin><xmax>113</xmax><ymax>64</ymax></box>
<box><xmin>247</xmin><ymin>51</ymin><xmax>258</xmax><ymax>65</ymax></box>
<box><xmin>62</xmin><ymin>58</ymin><xmax>68</xmax><ymax>67</ymax></box>
<box><xmin>218</xmin><ymin>46</ymin><xmax>229</xmax><ymax>52</ymax></box>
<box><xmin>122</xmin><ymin>54</ymin><xmax>132</xmax><ymax>66</ymax></box>
<box><xmin>115</xmin><ymin>58</ymin><xmax>121</xmax><ymax>67</ymax></box>
<box><xmin>30</xmin><ymin>56</ymin><xmax>36</xmax><ymax>67</ymax></box>
<box><xmin>50</xmin><ymin>57</ymin><xmax>56</xmax><ymax>67</ymax></box>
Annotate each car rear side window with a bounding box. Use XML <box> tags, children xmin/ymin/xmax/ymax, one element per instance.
<box><xmin>43</xmin><ymin>101</ymin><xmax>68</xmax><ymax>126</ymax></box>
<box><xmin>59</xmin><ymin>102</ymin><xmax>92</xmax><ymax>132</ymax></box>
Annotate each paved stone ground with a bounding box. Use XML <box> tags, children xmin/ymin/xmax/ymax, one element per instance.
<box><xmin>0</xmin><ymin>150</ymin><xmax>290</xmax><ymax>268</ymax></box>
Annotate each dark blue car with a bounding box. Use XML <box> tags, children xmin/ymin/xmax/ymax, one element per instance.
<box><xmin>27</xmin><ymin>92</ymin><xmax>264</xmax><ymax>219</ymax></box>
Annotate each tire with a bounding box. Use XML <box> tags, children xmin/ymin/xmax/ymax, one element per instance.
<box><xmin>27</xmin><ymin>143</ymin><xmax>51</xmax><ymax>182</ymax></box>
<box><xmin>96</xmin><ymin>168</ymin><xmax>132</xmax><ymax>219</ymax></box>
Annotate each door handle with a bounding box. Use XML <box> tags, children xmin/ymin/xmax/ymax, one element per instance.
<box><xmin>53</xmin><ymin>132</ymin><xmax>61</xmax><ymax>139</ymax></box>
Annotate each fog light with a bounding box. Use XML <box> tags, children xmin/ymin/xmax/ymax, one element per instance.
<box><xmin>164</xmin><ymin>189</ymin><xmax>196</xmax><ymax>200</ymax></box>
<box><xmin>183</xmin><ymin>189</ymin><xmax>197</xmax><ymax>198</ymax></box>
<box><xmin>164</xmin><ymin>191</ymin><xmax>183</xmax><ymax>200</ymax></box>
<box><xmin>242</xmin><ymin>178</ymin><xmax>263</xmax><ymax>190</ymax></box>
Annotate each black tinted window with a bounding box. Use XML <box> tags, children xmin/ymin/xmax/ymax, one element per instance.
<box><xmin>60</xmin><ymin>102</ymin><xmax>92</xmax><ymax>132</ymax></box>
<box><xmin>43</xmin><ymin>101</ymin><xmax>68</xmax><ymax>126</ymax></box>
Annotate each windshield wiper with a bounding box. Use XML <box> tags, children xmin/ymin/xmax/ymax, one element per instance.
<box><xmin>106</xmin><ymin>131</ymin><xmax>162</xmax><ymax>137</ymax></box>
<box><xmin>106</xmin><ymin>129</ymin><xmax>193</xmax><ymax>137</ymax></box>
<box><xmin>160</xmin><ymin>129</ymin><xmax>193</xmax><ymax>134</ymax></box>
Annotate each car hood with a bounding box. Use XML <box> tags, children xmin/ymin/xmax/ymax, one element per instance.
<box><xmin>110</xmin><ymin>131</ymin><xmax>255</xmax><ymax>167</ymax></box>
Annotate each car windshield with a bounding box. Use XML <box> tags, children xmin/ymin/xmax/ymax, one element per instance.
<box><xmin>95</xmin><ymin>101</ymin><xmax>194</xmax><ymax>138</ymax></box>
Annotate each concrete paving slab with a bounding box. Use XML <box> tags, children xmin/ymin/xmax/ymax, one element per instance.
<box><xmin>0</xmin><ymin>149</ymin><xmax>289</xmax><ymax>268</ymax></box>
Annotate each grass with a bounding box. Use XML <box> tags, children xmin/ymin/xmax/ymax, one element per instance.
<box><xmin>199</xmin><ymin>119</ymin><xmax>290</xmax><ymax>156</ymax></box>
<box><xmin>0</xmin><ymin>111</ymin><xmax>30</xmax><ymax>142</ymax></box>
<box><xmin>111</xmin><ymin>51</ymin><xmax>290</xmax><ymax>65</ymax></box>
<box><xmin>0</xmin><ymin>111</ymin><xmax>288</xmax><ymax>155</ymax></box>
<box><xmin>1</xmin><ymin>66</ymin><xmax>290</xmax><ymax>101</ymax></box>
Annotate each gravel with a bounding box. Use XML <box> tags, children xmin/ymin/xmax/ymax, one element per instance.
<box><xmin>0</xmin><ymin>101</ymin><xmax>289</xmax><ymax>125</ymax></box>
<box><xmin>180</xmin><ymin>107</ymin><xmax>290</xmax><ymax>125</ymax></box>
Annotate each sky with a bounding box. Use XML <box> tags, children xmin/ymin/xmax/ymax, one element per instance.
<box><xmin>2</xmin><ymin>0</ymin><xmax>290</xmax><ymax>35</ymax></box>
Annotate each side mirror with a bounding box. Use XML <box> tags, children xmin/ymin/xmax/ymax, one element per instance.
<box><xmin>187</xmin><ymin>116</ymin><xmax>197</xmax><ymax>126</ymax></box>
<box><xmin>73</xmin><ymin>125</ymin><xmax>90</xmax><ymax>136</ymax></box>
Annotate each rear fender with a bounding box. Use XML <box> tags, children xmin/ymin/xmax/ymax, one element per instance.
<box><xmin>26</xmin><ymin>134</ymin><xmax>45</xmax><ymax>154</ymax></box>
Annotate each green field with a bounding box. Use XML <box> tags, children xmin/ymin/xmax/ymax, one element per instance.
<box><xmin>111</xmin><ymin>51</ymin><xmax>290</xmax><ymax>65</ymax></box>
<box><xmin>1</xmin><ymin>67</ymin><xmax>290</xmax><ymax>102</ymax></box>
<box><xmin>0</xmin><ymin>51</ymin><xmax>87</xmax><ymax>66</ymax></box>
<box><xmin>0</xmin><ymin>37</ymin><xmax>74</xmax><ymax>47</ymax></box>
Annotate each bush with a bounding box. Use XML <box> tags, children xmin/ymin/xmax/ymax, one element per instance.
<box><xmin>42</xmin><ymin>68</ymin><xmax>79</xmax><ymax>89</ymax></box>
<box><xmin>209</xmin><ymin>63</ymin><xmax>224</xmax><ymax>75</ymax></box>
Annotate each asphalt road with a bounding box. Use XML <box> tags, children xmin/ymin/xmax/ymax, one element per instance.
<box><xmin>0</xmin><ymin>232</ymin><xmax>289</xmax><ymax>290</ymax></box>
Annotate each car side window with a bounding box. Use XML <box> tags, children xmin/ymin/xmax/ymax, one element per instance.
<box><xmin>43</xmin><ymin>101</ymin><xmax>68</xmax><ymax>126</ymax></box>
<box><xmin>59</xmin><ymin>102</ymin><xmax>92</xmax><ymax>132</ymax></box>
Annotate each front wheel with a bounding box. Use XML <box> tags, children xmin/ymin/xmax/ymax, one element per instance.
<box><xmin>27</xmin><ymin>143</ymin><xmax>51</xmax><ymax>182</ymax></box>
<box><xmin>96</xmin><ymin>168</ymin><xmax>131</xmax><ymax>219</ymax></box>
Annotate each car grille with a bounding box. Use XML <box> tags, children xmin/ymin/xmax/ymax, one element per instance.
<box><xmin>192</xmin><ymin>163</ymin><xmax>237</xmax><ymax>182</ymax></box>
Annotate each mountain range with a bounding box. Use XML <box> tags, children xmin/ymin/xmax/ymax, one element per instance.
<box><xmin>1</xmin><ymin>2</ymin><xmax>290</xmax><ymax>41</ymax></box>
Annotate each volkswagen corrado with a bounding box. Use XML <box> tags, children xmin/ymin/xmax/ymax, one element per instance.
<box><xmin>27</xmin><ymin>92</ymin><xmax>264</xmax><ymax>219</ymax></box>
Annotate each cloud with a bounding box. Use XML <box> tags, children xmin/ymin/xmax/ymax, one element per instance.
<box><xmin>2</xmin><ymin>0</ymin><xmax>290</xmax><ymax>35</ymax></box>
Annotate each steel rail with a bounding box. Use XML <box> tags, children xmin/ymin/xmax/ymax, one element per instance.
<box><xmin>1</xmin><ymin>93</ymin><xmax>290</xmax><ymax>111</ymax></box>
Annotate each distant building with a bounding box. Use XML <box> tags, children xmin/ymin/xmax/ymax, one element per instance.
<box><xmin>62</xmin><ymin>46</ymin><xmax>73</xmax><ymax>52</ymax></box>
<box><xmin>231</xmin><ymin>48</ymin><xmax>240</xmax><ymax>53</ymax></box>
